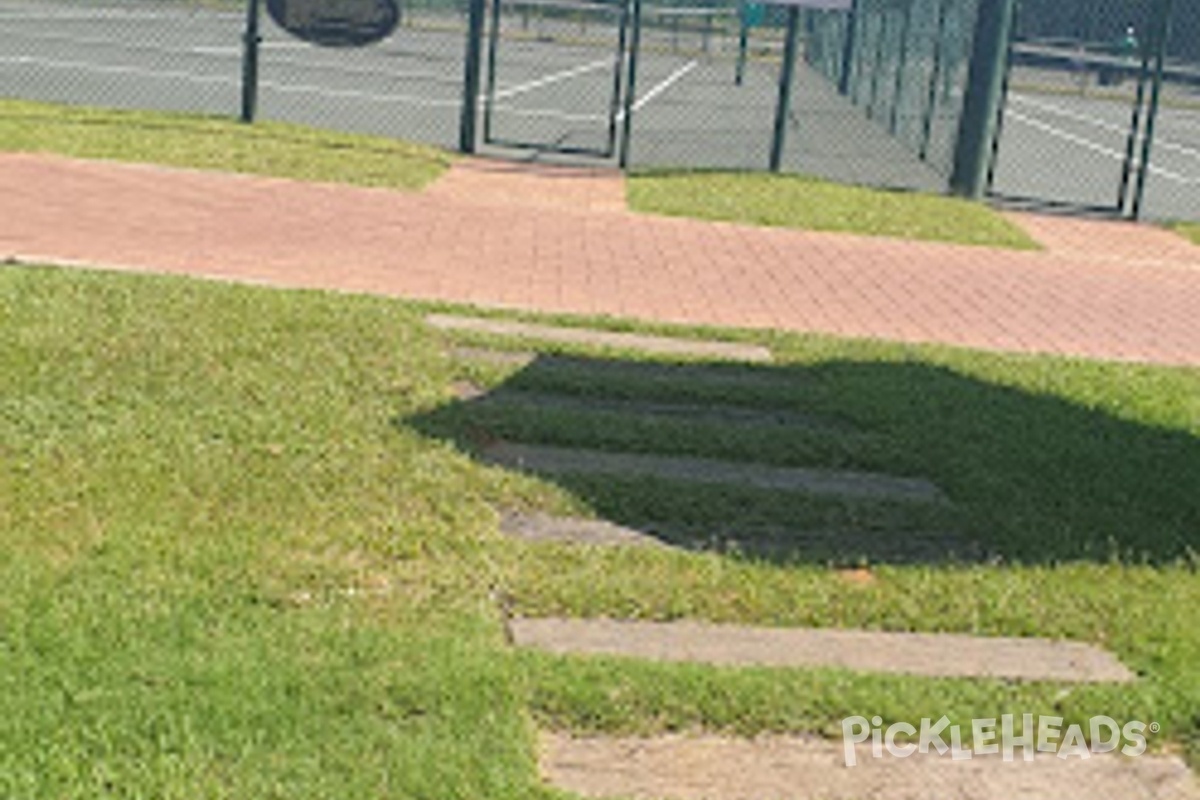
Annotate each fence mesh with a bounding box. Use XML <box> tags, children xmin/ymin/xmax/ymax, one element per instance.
<box><xmin>1</xmin><ymin>0</ymin><xmax>1195</xmax><ymax>218</ymax></box>
<box><xmin>988</xmin><ymin>0</ymin><xmax>1198</xmax><ymax>220</ymax></box>
<box><xmin>1137</xmin><ymin>0</ymin><xmax>1199</xmax><ymax>221</ymax></box>
<box><xmin>0</xmin><ymin>0</ymin><xmax>242</xmax><ymax>117</ymax></box>
<box><xmin>803</xmin><ymin>0</ymin><xmax>978</xmax><ymax>184</ymax></box>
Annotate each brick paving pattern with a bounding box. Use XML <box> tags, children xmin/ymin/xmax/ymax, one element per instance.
<box><xmin>2</xmin><ymin>153</ymin><xmax>1198</xmax><ymax>365</ymax></box>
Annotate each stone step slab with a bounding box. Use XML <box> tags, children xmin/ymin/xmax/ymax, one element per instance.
<box><xmin>510</xmin><ymin>618</ymin><xmax>1136</xmax><ymax>683</ymax></box>
<box><xmin>497</xmin><ymin>512</ymin><xmax>983</xmax><ymax>564</ymax></box>
<box><xmin>482</xmin><ymin>443</ymin><xmax>947</xmax><ymax>505</ymax></box>
<box><xmin>450</xmin><ymin>347</ymin><xmax>807</xmax><ymax>399</ymax></box>
<box><xmin>540</xmin><ymin>732</ymin><xmax>1197</xmax><ymax>800</ymax></box>
<box><xmin>428</xmin><ymin>314</ymin><xmax>773</xmax><ymax>362</ymax></box>
<box><xmin>453</xmin><ymin>383</ymin><xmax>861</xmax><ymax>434</ymax></box>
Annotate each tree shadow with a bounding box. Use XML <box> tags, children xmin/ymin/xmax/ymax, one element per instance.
<box><xmin>402</xmin><ymin>350</ymin><xmax>1200</xmax><ymax>567</ymax></box>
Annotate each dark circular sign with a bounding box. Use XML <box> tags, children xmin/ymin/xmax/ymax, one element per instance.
<box><xmin>267</xmin><ymin>0</ymin><xmax>400</xmax><ymax>47</ymax></box>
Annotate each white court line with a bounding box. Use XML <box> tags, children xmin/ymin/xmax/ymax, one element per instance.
<box><xmin>1006</xmin><ymin>109</ymin><xmax>1200</xmax><ymax>185</ymax></box>
<box><xmin>0</xmin><ymin>10</ymin><xmax>215</xmax><ymax>21</ymax></box>
<box><xmin>0</xmin><ymin>52</ymin><xmax>596</xmax><ymax>121</ymax></box>
<box><xmin>191</xmin><ymin>42</ymin><xmax>310</xmax><ymax>55</ymax></box>
<box><xmin>0</xmin><ymin>26</ymin><xmax>450</xmax><ymax>82</ymax></box>
<box><xmin>0</xmin><ymin>55</ymin><xmax>463</xmax><ymax>108</ymax></box>
<box><xmin>614</xmin><ymin>59</ymin><xmax>697</xmax><ymax>122</ymax></box>
<box><xmin>490</xmin><ymin>57</ymin><xmax>612</xmax><ymax>101</ymax></box>
<box><xmin>1011</xmin><ymin>93</ymin><xmax>1200</xmax><ymax>164</ymax></box>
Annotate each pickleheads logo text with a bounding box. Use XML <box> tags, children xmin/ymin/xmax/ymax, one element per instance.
<box><xmin>841</xmin><ymin>715</ymin><xmax>1156</xmax><ymax>766</ymax></box>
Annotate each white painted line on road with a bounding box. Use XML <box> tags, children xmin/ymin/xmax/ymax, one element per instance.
<box><xmin>1011</xmin><ymin>93</ymin><xmax>1200</xmax><ymax>164</ymax></box>
<box><xmin>491</xmin><ymin>57</ymin><xmax>611</xmax><ymax>100</ymax></box>
<box><xmin>1007</xmin><ymin>109</ymin><xmax>1200</xmax><ymax>185</ymax></box>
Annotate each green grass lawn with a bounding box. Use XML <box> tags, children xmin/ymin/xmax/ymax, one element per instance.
<box><xmin>627</xmin><ymin>171</ymin><xmax>1041</xmax><ymax>248</ymax></box>
<box><xmin>0</xmin><ymin>98</ymin><xmax>451</xmax><ymax>189</ymax></box>
<box><xmin>2</xmin><ymin>265</ymin><xmax>1198</xmax><ymax>797</ymax></box>
<box><xmin>1176</xmin><ymin>223</ymin><xmax>1200</xmax><ymax>245</ymax></box>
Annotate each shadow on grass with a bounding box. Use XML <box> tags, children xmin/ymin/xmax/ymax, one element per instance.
<box><xmin>402</xmin><ymin>351</ymin><xmax>1200</xmax><ymax>567</ymax></box>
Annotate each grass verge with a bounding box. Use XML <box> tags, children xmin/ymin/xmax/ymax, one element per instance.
<box><xmin>627</xmin><ymin>170</ymin><xmax>1041</xmax><ymax>249</ymax></box>
<box><xmin>1175</xmin><ymin>223</ymin><xmax>1200</xmax><ymax>245</ymax></box>
<box><xmin>0</xmin><ymin>98</ymin><xmax>451</xmax><ymax>189</ymax></box>
<box><xmin>2</xmin><ymin>265</ymin><xmax>1197</xmax><ymax>796</ymax></box>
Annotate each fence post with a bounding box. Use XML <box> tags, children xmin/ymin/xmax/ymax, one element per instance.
<box><xmin>735</xmin><ymin>4</ymin><xmax>749</xmax><ymax>86</ymax></box>
<box><xmin>618</xmin><ymin>0</ymin><xmax>642</xmax><ymax>169</ymax></box>
<box><xmin>1131</xmin><ymin>0</ymin><xmax>1174</xmax><ymax>220</ymax></box>
<box><xmin>459</xmin><ymin>0</ymin><xmax>487</xmax><ymax>153</ymax></box>
<box><xmin>769</xmin><ymin>5</ymin><xmax>801</xmax><ymax>172</ymax></box>
<box><xmin>239</xmin><ymin>0</ymin><xmax>262</xmax><ymax>123</ymax></box>
<box><xmin>837</xmin><ymin>0</ymin><xmax>858</xmax><ymax>96</ymax></box>
<box><xmin>949</xmin><ymin>0</ymin><xmax>1016</xmax><ymax>199</ymax></box>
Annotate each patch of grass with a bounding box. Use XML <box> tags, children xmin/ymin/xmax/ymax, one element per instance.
<box><xmin>2</xmin><ymin>265</ymin><xmax>1198</xmax><ymax>796</ymax></box>
<box><xmin>627</xmin><ymin>170</ymin><xmax>1041</xmax><ymax>249</ymax></box>
<box><xmin>1175</xmin><ymin>222</ymin><xmax>1200</xmax><ymax>245</ymax></box>
<box><xmin>0</xmin><ymin>98</ymin><xmax>451</xmax><ymax>189</ymax></box>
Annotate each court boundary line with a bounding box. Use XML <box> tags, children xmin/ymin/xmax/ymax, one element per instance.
<box><xmin>0</xmin><ymin>54</ymin><xmax>609</xmax><ymax>122</ymax></box>
<box><xmin>1005</xmin><ymin>109</ymin><xmax>1198</xmax><ymax>186</ymax></box>
<box><xmin>1010</xmin><ymin>93</ymin><xmax>1200</xmax><ymax>166</ymax></box>
<box><xmin>491</xmin><ymin>57</ymin><xmax>613</xmax><ymax>100</ymax></box>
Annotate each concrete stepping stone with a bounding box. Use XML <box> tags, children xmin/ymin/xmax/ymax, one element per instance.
<box><xmin>451</xmin><ymin>347</ymin><xmax>804</xmax><ymax>396</ymax></box>
<box><xmin>509</xmin><ymin>618</ymin><xmax>1136</xmax><ymax>683</ymax></box>
<box><xmin>540</xmin><ymin>732</ymin><xmax>1197</xmax><ymax>800</ymax></box>
<box><xmin>453</xmin><ymin>384</ymin><xmax>860</xmax><ymax>434</ymax></box>
<box><xmin>498</xmin><ymin>513</ymin><xmax>983</xmax><ymax>564</ymax></box>
<box><xmin>500</xmin><ymin>512</ymin><xmax>669</xmax><ymax>548</ymax></box>
<box><xmin>428</xmin><ymin>314</ymin><xmax>773</xmax><ymax>362</ymax></box>
<box><xmin>482</xmin><ymin>443</ymin><xmax>947</xmax><ymax>505</ymax></box>
<box><xmin>449</xmin><ymin>346</ymin><xmax>538</xmax><ymax>367</ymax></box>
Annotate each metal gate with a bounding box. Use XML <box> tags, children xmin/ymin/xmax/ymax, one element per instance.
<box><xmin>481</xmin><ymin>0</ymin><xmax>632</xmax><ymax>157</ymax></box>
<box><xmin>987</xmin><ymin>0</ymin><xmax>1193</xmax><ymax>219</ymax></box>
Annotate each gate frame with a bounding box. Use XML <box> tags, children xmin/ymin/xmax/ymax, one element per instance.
<box><xmin>469</xmin><ymin>0</ymin><xmax>634</xmax><ymax>159</ymax></box>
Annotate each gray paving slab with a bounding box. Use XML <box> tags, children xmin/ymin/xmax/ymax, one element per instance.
<box><xmin>454</xmin><ymin>383</ymin><xmax>860</xmax><ymax>433</ymax></box>
<box><xmin>449</xmin><ymin>346</ymin><xmax>539</xmax><ymax>366</ymax></box>
<box><xmin>498</xmin><ymin>512</ymin><xmax>984</xmax><ymax>564</ymax></box>
<box><xmin>540</xmin><ymin>732</ymin><xmax>1198</xmax><ymax>800</ymax></box>
<box><xmin>510</xmin><ymin>618</ymin><xmax>1136</xmax><ymax>683</ymax></box>
<box><xmin>482</xmin><ymin>443</ymin><xmax>947</xmax><ymax>504</ymax></box>
<box><xmin>451</xmin><ymin>347</ymin><xmax>808</xmax><ymax>396</ymax></box>
<box><xmin>427</xmin><ymin>314</ymin><xmax>773</xmax><ymax>362</ymax></box>
<box><xmin>500</xmin><ymin>512</ymin><xmax>669</xmax><ymax>548</ymax></box>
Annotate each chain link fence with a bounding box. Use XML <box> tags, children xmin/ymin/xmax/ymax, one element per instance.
<box><xmin>988</xmin><ymin>0</ymin><xmax>1198</xmax><ymax>220</ymax></box>
<box><xmin>1</xmin><ymin>0</ymin><xmax>1195</xmax><ymax>219</ymax></box>
<box><xmin>0</xmin><ymin>0</ymin><xmax>243</xmax><ymax>117</ymax></box>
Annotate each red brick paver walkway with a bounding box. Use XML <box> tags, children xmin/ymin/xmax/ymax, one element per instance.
<box><xmin>2</xmin><ymin>153</ymin><xmax>1198</xmax><ymax>366</ymax></box>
